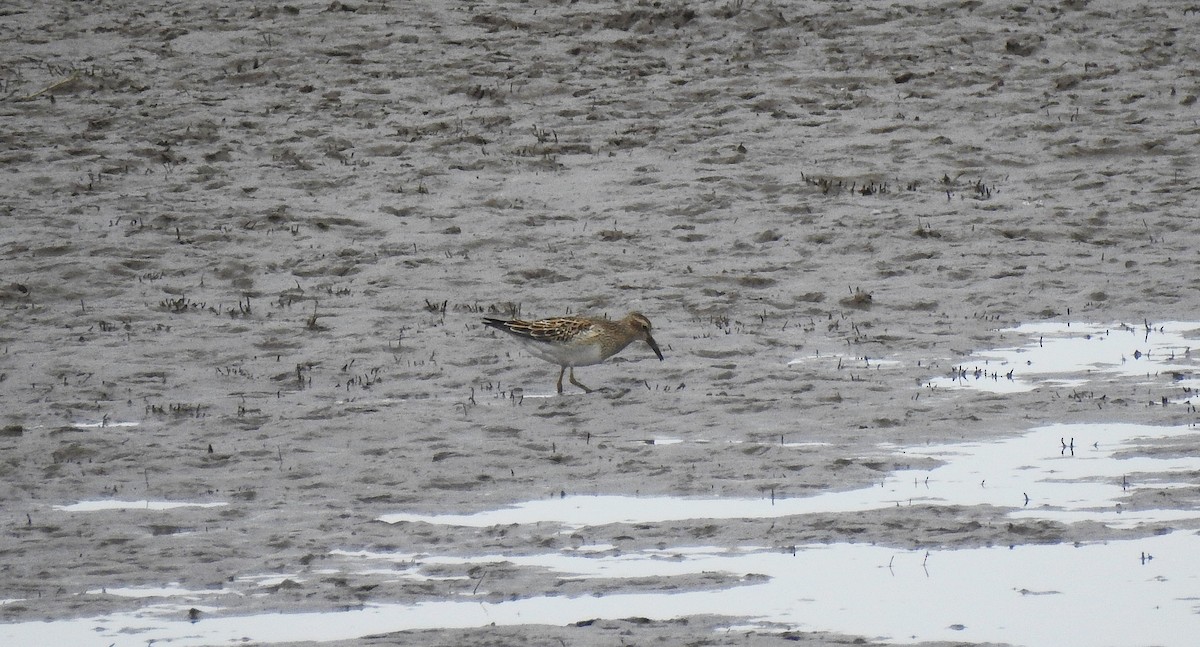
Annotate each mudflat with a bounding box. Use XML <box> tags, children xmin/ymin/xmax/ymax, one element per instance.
<box><xmin>2</xmin><ymin>1</ymin><xmax>1199</xmax><ymax>645</ymax></box>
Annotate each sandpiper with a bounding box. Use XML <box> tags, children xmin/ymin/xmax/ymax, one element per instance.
<box><xmin>482</xmin><ymin>311</ymin><xmax>664</xmax><ymax>393</ymax></box>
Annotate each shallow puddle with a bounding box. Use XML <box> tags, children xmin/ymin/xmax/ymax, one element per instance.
<box><xmin>381</xmin><ymin>423</ymin><xmax>1200</xmax><ymax>530</ymax></box>
<box><xmin>83</xmin><ymin>584</ymin><xmax>232</xmax><ymax>599</ymax></box>
<box><xmin>927</xmin><ymin>321</ymin><xmax>1200</xmax><ymax>394</ymax></box>
<box><xmin>54</xmin><ymin>500</ymin><xmax>227</xmax><ymax>512</ymax></box>
<box><xmin>3</xmin><ymin>532</ymin><xmax>1196</xmax><ymax>647</ymax></box>
<box><xmin>70</xmin><ymin>420</ymin><xmax>141</xmax><ymax>429</ymax></box>
<box><xmin>787</xmin><ymin>353</ymin><xmax>905</xmax><ymax>370</ymax></box>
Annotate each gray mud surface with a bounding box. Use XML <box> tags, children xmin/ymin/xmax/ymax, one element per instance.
<box><xmin>2</xmin><ymin>1</ymin><xmax>1199</xmax><ymax>645</ymax></box>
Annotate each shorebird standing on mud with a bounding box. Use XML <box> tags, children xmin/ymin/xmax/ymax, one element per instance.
<box><xmin>482</xmin><ymin>311</ymin><xmax>664</xmax><ymax>394</ymax></box>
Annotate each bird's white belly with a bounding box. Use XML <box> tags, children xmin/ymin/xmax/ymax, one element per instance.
<box><xmin>518</xmin><ymin>337</ymin><xmax>607</xmax><ymax>366</ymax></box>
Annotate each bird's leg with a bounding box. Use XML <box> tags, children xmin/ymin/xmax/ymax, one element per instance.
<box><xmin>568</xmin><ymin>367</ymin><xmax>593</xmax><ymax>393</ymax></box>
<box><xmin>556</xmin><ymin>366</ymin><xmax>566</xmax><ymax>394</ymax></box>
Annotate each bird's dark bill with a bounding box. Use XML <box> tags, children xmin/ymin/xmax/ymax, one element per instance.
<box><xmin>646</xmin><ymin>334</ymin><xmax>664</xmax><ymax>361</ymax></box>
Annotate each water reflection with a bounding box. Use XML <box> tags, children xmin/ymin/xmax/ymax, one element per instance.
<box><xmin>929</xmin><ymin>321</ymin><xmax>1200</xmax><ymax>394</ymax></box>
<box><xmin>54</xmin><ymin>500</ymin><xmax>227</xmax><ymax>512</ymax></box>
<box><xmin>2</xmin><ymin>533</ymin><xmax>1195</xmax><ymax>647</ymax></box>
<box><xmin>381</xmin><ymin>423</ymin><xmax>1200</xmax><ymax>530</ymax></box>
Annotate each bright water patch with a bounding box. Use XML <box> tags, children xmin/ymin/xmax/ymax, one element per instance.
<box><xmin>70</xmin><ymin>420</ymin><xmax>140</xmax><ymax>429</ymax></box>
<box><xmin>380</xmin><ymin>423</ymin><xmax>1200</xmax><ymax>530</ymax></box>
<box><xmin>787</xmin><ymin>353</ymin><xmax>903</xmax><ymax>370</ymax></box>
<box><xmin>84</xmin><ymin>584</ymin><xmax>232</xmax><ymax>599</ymax></box>
<box><xmin>928</xmin><ymin>321</ymin><xmax>1200</xmax><ymax>393</ymax></box>
<box><xmin>2</xmin><ymin>533</ymin><xmax>1196</xmax><ymax>647</ymax></box>
<box><xmin>54</xmin><ymin>500</ymin><xmax>228</xmax><ymax>512</ymax></box>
